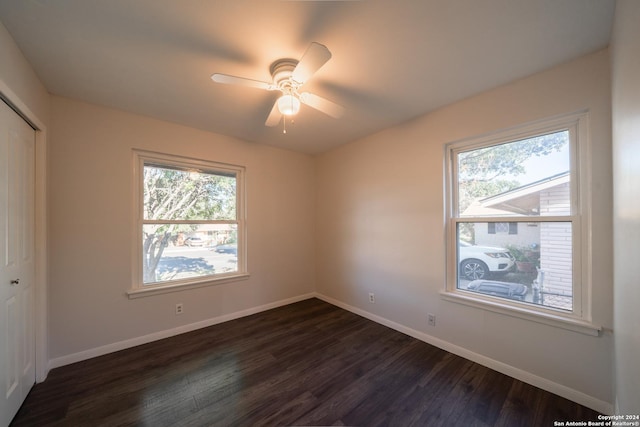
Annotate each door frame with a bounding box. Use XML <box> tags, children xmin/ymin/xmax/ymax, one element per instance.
<box><xmin>0</xmin><ymin>80</ymin><xmax>48</xmax><ymax>383</ymax></box>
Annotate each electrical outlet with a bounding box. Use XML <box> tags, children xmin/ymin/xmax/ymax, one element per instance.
<box><xmin>427</xmin><ymin>313</ymin><xmax>436</xmax><ymax>327</ymax></box>
<box><xmin>369</xmin><ymin>293</ymin><xmax>375</xmax><ymax>304</ymax></box>
<box><xmin>175</xmin><ymin>303</ymin><xmax>184</xmax><ymax>315</ymax></box>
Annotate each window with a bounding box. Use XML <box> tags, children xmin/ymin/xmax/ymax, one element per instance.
<box><xmin>444</xmin><ymin>113</ymin><xmax>596</xmax><ymax>333</ymax></box>
<box><xmin>488</xmin><ymin>222</ymin><xmax>517</xmax><ymax>234</ymax></box>
<box><xmin>129</xmin><ymin>151</ymin><xmax>247</xmax><ymax>297</ymax></box>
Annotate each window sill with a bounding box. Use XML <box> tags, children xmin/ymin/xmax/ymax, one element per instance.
<box><xmin>127</xmin><ymin>273</ymin><xmax>250</xmax><ymax>299</ymax></box>
<box><xmin>440</xmin><ymin>290</ymin><xmax>601</xmax><ymax>336</ymax></box>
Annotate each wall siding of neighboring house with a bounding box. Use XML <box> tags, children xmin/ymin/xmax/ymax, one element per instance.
<box><xmin>539</xmin><ymin>182</ymin><xmax>572</xmax><ymax>297</ymax></box>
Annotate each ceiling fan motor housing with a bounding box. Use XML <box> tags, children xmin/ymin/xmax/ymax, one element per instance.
<box><xmin>270</xmin><ymin>59</ymin><xmax>300</xmax><ymax>90</ymax></box>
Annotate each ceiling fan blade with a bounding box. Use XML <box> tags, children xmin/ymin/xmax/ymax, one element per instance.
<box><xmin>300</xmin><ymin>92</ymin><xmax>345</xmax><ymax>119</ymax></box>
<box><xmin>265</xmin><ymin>100</ymin><xmax>282</xmax><ymax>127</ymax></box>
<box><xmin>291</xmin><ymin>42</ymin><xmax>332</xmax><ymax>85</ymax></box>
<box><xmin>211</xmin><ymin>73</ymin><xmax>273</xmax><ymax>91</ymax></box>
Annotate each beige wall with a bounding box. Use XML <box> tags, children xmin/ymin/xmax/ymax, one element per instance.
<box><xmin>48</xmin><ymin>96</ymin><xmax>316</xmax><ymax>359</ymax></box>
<box><xmin>611</xmin><ymin>0</ymin><xmax>640</xmax><ymax>414</ymax></box>
<box><xmin>316</xmin><ymin>49</ymin><xmax>613</xmax><ymax>409</ymax></box>
<box><xmin>0</xmin><ymin>23</ymin><xmax>49</xmax><ymax>123</ymax></box>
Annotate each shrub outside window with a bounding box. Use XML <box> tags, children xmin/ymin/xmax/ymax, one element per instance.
<box><xmin>444</xmin><ymin>113</ymin><xmax>595</xmax><ymax>331</ymax></box>
<box><xmin>130</xmin><ymin>150</ymin><xmax>247</xmax><ymax>296</ymax></box>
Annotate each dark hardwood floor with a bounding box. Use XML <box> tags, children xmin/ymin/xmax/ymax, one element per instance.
<box><xmin>11</xmin><ymin>298</ymin><xmax>601</xmax><ymax>426</ymax></box>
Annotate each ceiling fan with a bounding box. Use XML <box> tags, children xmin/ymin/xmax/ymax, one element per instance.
<box><xmin>211</xmin><ymin>42</ymin><xmax>344</xmax><ymax>128</ymax></box>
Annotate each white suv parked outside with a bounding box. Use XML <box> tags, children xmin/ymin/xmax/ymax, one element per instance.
<box><xmin>458</xmin><ymin>241</ymin><xmax>515</xmax><ymax>280</ymax></box>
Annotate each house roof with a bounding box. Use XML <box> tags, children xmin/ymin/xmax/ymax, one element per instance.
<box><xmin>0</xmin><ymin>1</ymin><xmax>615</xmax><ymax>154</ymax></box>
<box><xmin>462</xmin><ymin>171</ymin><xmax>570</xmax><ymax>216</ymax></box>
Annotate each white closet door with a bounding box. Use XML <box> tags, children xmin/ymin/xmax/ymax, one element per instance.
<box><xmin>0</xmin><ymin>100</ymin><xmax>36</xmax><ymax>427</ymax></box>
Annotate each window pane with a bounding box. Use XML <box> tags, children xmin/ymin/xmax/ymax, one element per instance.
<box><xmin>142</xmin><ymin>223</ymin><xmax>238</xmax><ymax>284</ymax></box>
<box><xmin>458</xmin><ymin>131</ymin><xmax>570</xmax><ymax>217</ymax></box>
<box><xmin>457</xmin><ymin>222</ymin><xmax>572</xmax><ymax>311</ymax></box>
<box><xmin>143</xmin><ymin>164</ymin><xmax>236</xmax><ymax>221</ymax></box>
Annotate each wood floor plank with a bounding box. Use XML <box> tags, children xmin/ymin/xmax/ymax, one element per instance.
<box><xmin>10</xmin><ymin>298</ymin><xmax>602</xmax><ymax>426</ymax></box>
<box><xmin>458</xmin><ymin>365</ymin><xmax>516</xmax><ymax>425</ymax></box>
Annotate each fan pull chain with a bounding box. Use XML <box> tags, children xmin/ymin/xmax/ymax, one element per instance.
<box><xmin>283</xmin><ymin>117</ymin><xmax>295</xmax><ymax>134</ymax></box>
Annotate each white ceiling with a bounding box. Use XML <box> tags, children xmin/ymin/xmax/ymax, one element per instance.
<box><xmin>0</xmin><ymin>0</ymin><xmax>615</xmax><ymax>154</ymax></box>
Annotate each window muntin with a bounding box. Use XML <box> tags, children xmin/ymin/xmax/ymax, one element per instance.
<box><xmin>446</xmin><ymin>114</ymin><xmax>589</xmax><ymax>323</ymax></box>
<box><xmin>133</xmin><ymin>151</ymin><xmax>246</xmax><ymax>291</ymax></box>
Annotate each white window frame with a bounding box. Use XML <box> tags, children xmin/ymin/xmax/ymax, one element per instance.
<box><xmin>128</xmin><ymin>150</ymin><xmax>248</xmax><ymax>298</ymax></box>
<box><xmin>443</xmin><ymin>111</ymin><xmax>600</xmax><ymax>335</ymax></box>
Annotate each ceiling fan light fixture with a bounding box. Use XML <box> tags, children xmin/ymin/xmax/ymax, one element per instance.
<box><xmin>277</xmin><ymin>94</ymin><xmax>301</xmax><ymax>116</ymax></box>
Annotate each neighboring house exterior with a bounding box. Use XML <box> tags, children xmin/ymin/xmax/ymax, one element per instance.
<box><xmin>463</xmin><ymin>172</ymin><xmax>572</xmax><ymax>300</ymax></box>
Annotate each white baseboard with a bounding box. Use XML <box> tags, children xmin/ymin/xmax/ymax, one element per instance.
<box><xmin>48</xmin><ymin>293</ymin><xmax>316</xmax><ymax>370</ymax></box>
<box><xmin>314</xmin><ymin>292</ymin><xmax>614</xmax><ymax>415</ymax></box>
